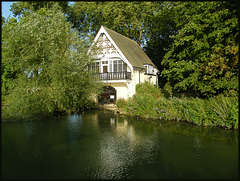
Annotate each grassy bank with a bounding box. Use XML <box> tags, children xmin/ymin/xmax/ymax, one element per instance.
<box><xmin>116</xmin><ymin>82</ymin><xmax>238</xmax><ymax>130</ymax></box>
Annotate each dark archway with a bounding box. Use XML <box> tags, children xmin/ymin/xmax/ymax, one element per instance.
<box><xmin>98</xmin><ymin>86</ymin><xmax>116</xmax><ymax>104</ymax></box>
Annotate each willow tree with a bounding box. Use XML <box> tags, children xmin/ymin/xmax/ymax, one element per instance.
<box><xmin>10</xmin><ymin>1</ymin><xmax>69</xmax><ymax>18</ymax></box>
<box><xmin>2</xmin><ymin>5</ymin><xmax>102</xmax><ymax>120</ymax></box>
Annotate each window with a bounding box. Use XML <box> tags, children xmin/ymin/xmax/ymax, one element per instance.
<box><xmin>119</xmin><ymin>61</ymin><xmax>123</xmax><ymax>72</ymax></box>
<box><xmin>113</xmin><ymin>60</ymin><xmax>118</xmax><ymax>72</ymax></box>
<box><xmin>112</xmin><ymin>60</ymin><xmax>127</xmax><ymax>72</ymax></box>
<box><xmin>102</xmin><ymin>61</ymin><xmax>108</xmax><ymax>64</ymax></box>
<box><xmin>148</xmin><ymin>65</ymin><xmax>153</xmax><ymax>74</ymax></box>
<box><xmin>109</xmin><ymin>60</ymin><xmax>112</xmax><ymax>72</ymax></box>
<box><xmin>91</xmin><ymin>61</ymin><xmax>100</xmax><ymax>72</ymax></box>
<box><xmin>123</xmin><ymin>63</ymin><xmax>127</xmax><ymax>72</ymax></box>
<box><xmin>144</xmin><ymin>64</ymin><xmax>154</xmax><ymax>75</ymax></box>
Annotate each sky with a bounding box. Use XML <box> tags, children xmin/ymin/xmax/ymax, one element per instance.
<box><xmin>1</xmin><ymin>1</ymin><xmax>75</xmax><ymax>19</ymax></box>
<box><xmin>1</xmin><ymin>1</ymin><xmax>14</xmax><ymax>19</ymax></box>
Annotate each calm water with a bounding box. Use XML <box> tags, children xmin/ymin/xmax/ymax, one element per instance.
<box><xmin>2</xmin><ymin>109</ymin><xmax>239</xmax><ymax>180</ymax></box>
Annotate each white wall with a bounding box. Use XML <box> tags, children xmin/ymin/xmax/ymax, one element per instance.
<box><xmin>104</xmin><ymin>82</ymin><xmax>129</xmax><ymax>100</ymax></box>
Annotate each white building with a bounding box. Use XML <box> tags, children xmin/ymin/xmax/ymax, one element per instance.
<box><xmin>87</xmin><ymin>26</ymin><xmax>159</xmax><ymax>104</ymax></box>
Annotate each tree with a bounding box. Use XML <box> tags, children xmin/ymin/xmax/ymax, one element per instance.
<box><xmin>10</xmin><ymin>1</ymin><xmax>69</xmax><ymax>18</ymax></box>
<box><xmin>143</xmin><ymin>2</ymin><xmax>179</xmax><ymax>87</ymax></box>
<box><xmin>2</xmin><ymin>16</ymin><xmax>19</xmax><ymax>95</ymax></box>
<box><xmin>161</xmin><ymin>1</ymin><xmax>239</xmax><ymax>96</ymax></box>
<box><xmin>68</xmin><ymin>1</ymin><xmax>161</xmax><ymax>46</ymax></box>
<box><xmin>2</xmin><ymin>5</ymin><xmax>102</xmax><ymax>119</ymax></box>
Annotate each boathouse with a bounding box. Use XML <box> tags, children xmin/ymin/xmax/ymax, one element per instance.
<box><xmin>87</xmin><ymin>26</ymin><xmax>159</xmax><ymax>104</ymax></box>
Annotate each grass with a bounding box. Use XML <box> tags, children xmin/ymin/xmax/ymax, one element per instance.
<box><xmin>116</xmin><ymin>82</ymin><xmax>238</xmax><ymax>130</ymax></box>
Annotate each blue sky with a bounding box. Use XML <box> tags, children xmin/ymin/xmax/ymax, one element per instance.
<box><xmin>1</xmin><ymin>1</ymin><xmax>15</xmax><ymax>18</ymax></box>
<box><xmin>1</xmin><ymin>1</ymin><xmax>75</xmax><ymax>19</ymax></box>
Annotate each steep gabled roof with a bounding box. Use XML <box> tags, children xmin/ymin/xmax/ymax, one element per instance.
<box><xmin>103</xmin><ymin>26</ymin><xmax>155</xmax><ymax>69</ymax></box>
<box><xmin>87</xmin><ymin>26</ymin><xmax>157</xmax><ymax>70</ymax></box>
<box><xmin>103</xmin><ymin>27</ymin><xmax>155</xmax><ymax>68</ymax></box>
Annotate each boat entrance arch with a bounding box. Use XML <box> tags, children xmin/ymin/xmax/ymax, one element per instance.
<box><xmin>98</xmin><ymin>86</ymin><xmax>116</xmax><ymax>104</ymax></box>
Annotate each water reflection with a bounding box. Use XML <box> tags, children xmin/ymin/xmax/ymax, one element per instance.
<box><xmin>193</xmin><ymin>136</ymin><xmax>203</xmax><ymax>160</ymax></box>
<box><xmin>67</xmin><ymin>114</ymin><xmax>82</xmax><ymax>131</ymax></box>
<box><xmin>23</xmin><ymin>121</ymin><xmax>34</xmax><ymax>139</ymax></box>
<box><xmin>2</xmin><ymin>110</ymin><xmax>239</xmax><ymax>180</ymax></box>
<box><xmin>67</xmin><ymin>114</ymin><xmax>82</xmax><ymax>145</ymax></box>
<box><xmin>89</xmin><ymin>112</ymin><xmax>136</xmax><ymax>179</ymax></box>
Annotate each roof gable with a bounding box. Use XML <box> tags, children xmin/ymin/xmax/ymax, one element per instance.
<box><xmin>103</xmin><ymin>26</ymin><xmax>155</xmax><ymax>68</ymax></box>
<box><xmin>88</xmin><ymin>26</ymin><xmax>156</xmax><ymax>70</ymax></box>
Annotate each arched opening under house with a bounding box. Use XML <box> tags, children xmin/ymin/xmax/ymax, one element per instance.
<box><xmin>98</xmin><ymin>86</ymin><xmax>116</xmax><ymax>104</ymax></box>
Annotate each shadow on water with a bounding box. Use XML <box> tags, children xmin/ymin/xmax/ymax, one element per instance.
<box><xmin>2</xmin><ymin>109</ymin><xmax>239</xmax><ymax>180</ymax></box>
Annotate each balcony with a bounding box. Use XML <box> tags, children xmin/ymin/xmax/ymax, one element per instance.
<box><xmin>94</xmin><ymin>72</ymin><xmax>131</xmax><ymax>80</ymax></box>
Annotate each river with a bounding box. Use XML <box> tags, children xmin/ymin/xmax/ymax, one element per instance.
<box><xmin>2</xmin><ymin>109</ymin><xmax>238</xmax><ymax>180</ymax></box>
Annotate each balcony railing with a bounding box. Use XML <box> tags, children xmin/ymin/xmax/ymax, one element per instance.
<box><xmin>94</xmin><ymin>72</ymin><xmax>131</xmax><ymax>80</ymax></box>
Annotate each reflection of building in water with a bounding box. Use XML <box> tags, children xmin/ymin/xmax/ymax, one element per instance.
<box><xmin>115</xmin><ymin>117</ymin><xmax>136</xmax><ymax>145</ymax></box>
<box><xmin>94</xmin><ymin>115</ymin><xmax>137</xmax><ymax>179</ymax></box>
<box><xmin>80</xmin><ymin>110</ymin><xmax>159</xmax><ymax>179</ymax></box>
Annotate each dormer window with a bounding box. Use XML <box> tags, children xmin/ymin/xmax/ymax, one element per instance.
<box><xmin>144</xmin><ymin>64</ymin><xmax>154</xmax><ymax>75</ymax></box>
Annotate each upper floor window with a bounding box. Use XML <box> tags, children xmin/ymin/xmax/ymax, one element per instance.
<box><xmin>113</xmin><ymin>60</ymin><xmax>127</xmax><ymax>72</ymax></box>
<box><xmin>144</xmin><ymin>64</ymin><xmax>154</xmax><ymax>75</ymax></box>
<box><xmin>91</xmin><ymin>61</ymin><xmax>100</xmax><ymax>72</ymax></box>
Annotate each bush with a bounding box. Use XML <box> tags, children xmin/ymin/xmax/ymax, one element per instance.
<box><xmin>136</xmin><ymin>81</ymin><xmax>164</xmax><ymax>98</ymax></box>
<box><xmin>205</xmin><ymin>95</ymin><xmax>238</xmax><ymax>129</ymax></box>
<box><xmin>116</xmin><ymin>98</ymin><xmax>126</xmax><ymax>108</ymax></box>
<box><xmin>118</xmin><ymin>82</ymin><xmax>238</xmax><ymax>129</ymax></box>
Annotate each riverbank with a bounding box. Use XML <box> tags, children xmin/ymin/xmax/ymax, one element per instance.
<box><xmin>116</xmin><ymin>82</ymin><xmax>238</xmax><ymax>130</ymax></box>
<box><xmin>1</xmin><ymin>100</ymin><xmax>99</xmax><ymax>123</ymax></box>
<box><xmin>2</xmin><ymin>82</ymin><xmax>238</xmax><ymax>130</ymax></box>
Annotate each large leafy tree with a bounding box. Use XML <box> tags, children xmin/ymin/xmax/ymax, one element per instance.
<box><xmin>68</xmin><ymin>1</ymin><xmax>163</xmax><ymax>45</ymax></box>
<box><xmin>143</xmin><ymin>2</ymin><xmax>179</xmax><ymax>87</ymax></box>
<box><xmin>2</xmin><ymin>5</ymin><xmax>101</xmax><ymax>119</ymax></box>
<box><xmin>161</xmin><ymin>1</ymin><xmax>239</xmax><ymax>96</ymax></box>
<box><xmin>10</xmin><ymin>1</ymin><xmax>69</xmax><ymax>18</ymax></box>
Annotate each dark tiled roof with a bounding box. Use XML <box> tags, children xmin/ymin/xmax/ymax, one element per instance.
<box><xmin>103</xmin><ymin>26</ymin><xmax>155</xmax><ymax>69</ymax></box>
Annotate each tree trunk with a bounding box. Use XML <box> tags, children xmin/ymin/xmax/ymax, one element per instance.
<box><xmin>138</xmin><ymin>30</ymin><xmax>143</xmax><ymax>46</ymax></box>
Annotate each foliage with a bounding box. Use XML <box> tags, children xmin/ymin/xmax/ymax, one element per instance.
<box><xmin>205</xmin><ymin>95</ymin><xmax>239</xmax><ymax>129</ymax></box>
<box><xmin>2</xmin><ymin>5</ymin><xmax>102</xmax><ymax>121</ymax></box>
<box><xmin>117</xmin><ymin>82</ymin><xmax>163</xmax><ymax>118</ymax></box>
<box><xmin>1</xmin><ymin>17</ymin><xmax>19</xmax><ymax>95</ymax></box>
<box><xmin>68</xmin><ymin>2</ymin><xmax>159</xmax><ymax>45</ymax></box>
<box><xmin>10</xmin><ymin>1</ymin><xmax>69</xmax><ymax>18</ymax></box>
<box><xmin>136</xmin><ymin>82</ymin><xmax>163</xmax><ymax>98</ymax></box>
<box><xmin>143</xmin><ymin>2</ymin><xmax>179</xmax><ymax>87</ymax></box>
<box><xmin>116</xmin><ymin>82</ymin><xmax>238</xmax><ymax>129</ymax></box>
<box><xmin>161</xmin><ymin>1</ymin><xmax>239</xmax><ymax>96</ymax></box>
<box><xmin>115</xmin><ymin>98</ymin><xmax>127</xmax><ymax>109</ymax></box>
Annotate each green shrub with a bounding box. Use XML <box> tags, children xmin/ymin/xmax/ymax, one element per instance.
<box><xmin>206</xmin><ymin>95</ymin><xmax>238</xmax><ymax>129</ymax></box>
<box><xmin>116</xmin><ymin>98</ymin><xmax>126</xmax><ymax>108</ymax></box>
<box><xmin>136</xmin><ymin>82</ymin><xmax>163</xmax><ymax>98</ymax></box>
<box><xmin>115</xmin><ymin>82</ymin><xmax>238</xmax><ymax>129</ymax></box>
